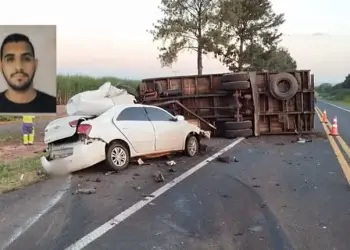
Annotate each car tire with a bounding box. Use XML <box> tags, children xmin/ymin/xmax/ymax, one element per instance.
<box><xmin>184</xmin><ymin>134</ymin><xmax>199</xmax><ymax>157</ymax></box>
<box><xmin>106</xmin><ymin>141</ymin><xmax>130</xmax><ymax>171</ymax></box>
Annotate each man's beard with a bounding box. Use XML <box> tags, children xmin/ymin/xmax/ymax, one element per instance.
<box><xmin>2</xmin><ymin>69</ymin><xmax>36</xmax><ymax>92</ymax></box>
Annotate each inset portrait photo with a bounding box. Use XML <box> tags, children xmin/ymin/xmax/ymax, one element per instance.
<box><xmin>0</xmin><ymin>25</ymin><xmax>56</xmax><ymax>114</ymax></box>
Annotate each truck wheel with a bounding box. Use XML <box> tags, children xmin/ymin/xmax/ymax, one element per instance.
<box><xmin>224</xmin><ymin>129</ymin><xmax>253</xmax><ymax>138</ymax></box>
<box><xmin>269</xmin><ymin>73</ymin><xmax>298</xmax><ymax>100</ymax></box>
<box><xmin>221</xmin><ymin>81</ymin><xmax>250</xmax><ymax>90</ymax></box>
<box><xmin>224</xmin><ymin>121</ymin><xmax>252</xmax><ymax>130</ymax></box>
<box><xmin>221</xmin><ymin>73</ymin><xmax>249</xmax><ymax>82</ymax></box>
<box><xmin>106</xmin><ymin>141</ymin><xmax>130</xmax><ymax>171</ymax></box>
<box><xmin>184</xmin><ymin>135</ymin><xmax>199</xmax><ymax>157</ymax></box>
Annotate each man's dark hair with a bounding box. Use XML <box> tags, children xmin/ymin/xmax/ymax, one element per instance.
<box><xmin>0</xmin><ymin>33</ymin><xmax>35</xmax><ymax>59</ymax></box>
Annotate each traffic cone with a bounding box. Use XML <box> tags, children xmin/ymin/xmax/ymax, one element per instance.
<box><xmin>329</xmin><ymin>116</ymin><xmax>339</xmax><ymax>136</ymax></box>
<box><xmin>321</xmin><ymin>110</ymin><xmax>328</xmax><ymax>123</ymax></box>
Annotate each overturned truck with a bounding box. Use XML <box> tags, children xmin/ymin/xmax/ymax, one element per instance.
<box><xmin>138</xmin><ymin>70</ymin><xmax>315</xmax><ymax>138</ymax></box>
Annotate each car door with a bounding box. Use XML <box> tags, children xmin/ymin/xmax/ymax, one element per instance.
<box><xmin>145</xmin><ymin>107</ymin><xmax>184</xmax><ymax>152</ymax></box>
<box><xmin>113</xmin><ymin>107</ymin><xmax>155</xmax><ymax>154</ymax></box>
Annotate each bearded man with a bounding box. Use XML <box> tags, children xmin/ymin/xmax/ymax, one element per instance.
<box><xmin>0</xmin><ymin>33</ymin><xmax>56</xmax><ymax>113</ymax></box>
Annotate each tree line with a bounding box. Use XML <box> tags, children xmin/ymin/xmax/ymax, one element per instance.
<box><xmin>148</xmin><ymin>0</ymin><xmax>297</xmax><ymax>75</ymax></box>
<box><xmin>316</xmin><ymin>74</ymin><xmax>350</xmax><ymax>103</ymax></box>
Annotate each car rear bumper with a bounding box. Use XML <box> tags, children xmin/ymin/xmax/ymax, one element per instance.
<box><xmin>41</xmin><ymin>140</ymin><xmax>106</xmax><ymax>175</ymax></box>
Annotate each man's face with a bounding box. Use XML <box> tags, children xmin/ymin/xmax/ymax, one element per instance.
<box><xmin>0</xmin><ymin>41</ymin><xmax>37</xmax><ymax>92</ymax></box>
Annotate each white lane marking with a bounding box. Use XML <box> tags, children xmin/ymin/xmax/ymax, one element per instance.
<box><xmin>319</xmin><ymin>100</ymin><xmax>350</xmax><ymax>113</ymax></box>
<box><xmin>65</xmin><ymin>137</ymin><xmax>245</xmax><ymax>250</ymax></box>
<box><xmin>2</xmin><ymin>175</ymin><xmax>71</xmax><ymax>250</ymax></box>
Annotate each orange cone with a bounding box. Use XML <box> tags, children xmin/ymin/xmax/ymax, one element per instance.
<box><xmin>329</xmin><ymin>116</ymin><xmax>339</xmax><ymax>136</ymax></box>
<box><xmin>321</xmin><ymin>110</ymin><xmax>328</xmax><ymax>123</ymax></box>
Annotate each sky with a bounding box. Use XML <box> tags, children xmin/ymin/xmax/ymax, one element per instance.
<box><xmin>1</xmin><ymin>0</ymin><xmax>349</xmax><ymax>84</ymax></box>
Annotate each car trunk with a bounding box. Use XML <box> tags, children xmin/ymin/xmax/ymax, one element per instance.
<box><xmin>44</xmin><ymin>115</ymin><xmax>94</xmax><ymax>144</ymax></box>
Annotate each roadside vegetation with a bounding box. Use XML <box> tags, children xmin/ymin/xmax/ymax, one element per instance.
<box><xmin>0</xmin><ymin>154</ymin><xmax>48</xmax><ymax>193</ymax></box>
<box><xmin>315</xmin><ymin>74</ymin><xmax>350</xmax><ymax>105</ymax></box>
<box><xmin>57</xmin><ymin>75</ymin><xmax>140</xmax><ymax>105</ymax></box>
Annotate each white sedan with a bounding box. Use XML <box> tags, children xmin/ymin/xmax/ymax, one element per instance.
<box><xmin>41</xmin><ymin>104</ymin><xmax>203</xmax><ymax>175</ymax></box>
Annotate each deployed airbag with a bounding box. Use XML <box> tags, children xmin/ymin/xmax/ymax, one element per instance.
<box><xmin>66</xmin><ymin>82</ymin><xmax>136</xmax><ymax>116</ymax></box>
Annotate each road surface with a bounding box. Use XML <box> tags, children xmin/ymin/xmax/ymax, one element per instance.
<box><xmin>2</xmin><ymin>104</ymin><xmax>350</xmax><ymax>250</ymax></box>
<box><xmin>317</xmin><ymin>100</ymin><xmax>350</xmax><ymax>146</ymax></box>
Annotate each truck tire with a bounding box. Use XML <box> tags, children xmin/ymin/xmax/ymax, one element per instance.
<box><xmin>106</xmin><ymin>141</ymin><xmax>130</xmax><ymax>171</ymax></box>
<box><xmin>221</xmin><ymin>81</ymin><xmax>250</xmax><ymax>90</ymax></box>
<box><xmin>221</xmin><ymin>73</ymin><xmax>249</xmax><ymax>82</ymax></box>
<box><xmin>269</xmin><ymin>73</ymin><xmax>298</xmax><ymax>100</ymax></box>
<box><xmin>224</xmin><ymin>121</ymin><xmax>252</xmax><ymax>130</ymax></box>
<box><xmin>224</xmin><ymin>129</ymin><xmax>253</xmax><ymax>138</ymax></box>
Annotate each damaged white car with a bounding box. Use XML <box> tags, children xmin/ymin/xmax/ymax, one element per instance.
<box><xmin>41</xmin><ymin>103</ymin><xmax>204</xmax><ymax>176</ymax></box>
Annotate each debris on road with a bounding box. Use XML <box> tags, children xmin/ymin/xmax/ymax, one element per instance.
<box><xmin>106</xmin><ymin>171</ymin><xmax>118</xmax><ymax>176</ymax></box>
<box><xmin>252</xmin><ymin>184</ymin><xmax>261</xmax><ymax>188</ymax></box>
<box><xmin>168</xmin><ymin>167</ymin><xmax>176</xmax><ymax>172</ymax></box>
<box><xmin>137</xmin><ymin>158</ymin><xmax>144</xmax><ymax>165</ymax></box>
<box><xmin>217</xmin><ymin>155</ymin><xmax>239</xmax><ymax>163</ymax></box>
<box><xmin>153</xmin><ymin>171</ymin><xmax>165</xmax><ymax>182</ymax></box>
<box><xmin>166</xmin><ymin>160</ymin><xmax>176</xmax><ymax>166</ymax></box>
<box><xmin>36</xmin><ymin>168</ymin><xmax>45</xmax><ymax>176</ymax></box>
<box><xmin>248</xmin><ymin>225</ymin><xmax>263</xmax><ymax>233</ymax></box>
<box><xmin>142</xmin><ymin>194</ymin><xmax>155</xmax><ymax>198</ymax></box>
<box><xmin>74</xmin><ymin>188</ymin><xmax>96</xmax><ymax>195</ymax></box>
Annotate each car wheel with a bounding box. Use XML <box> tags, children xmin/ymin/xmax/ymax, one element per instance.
<box><xmin>184</xmin><ymin>135</ymin><xmax>199</xmax><ymax>157</ymax></box>
<box><xmin>106</xmin><ymin>142</ymin><xmax>130</xmax><ymax>171</ymax></box>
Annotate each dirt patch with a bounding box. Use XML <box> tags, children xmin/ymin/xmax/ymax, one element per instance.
<box><xmin>0</xmin><ymin>154</ymin><xmax>48</xmax><ymax>193</ymax></box>
<box><xmin>1</xmin><ymin>143</ymin><xmax>46</xmax><ymax>161</ymax></box>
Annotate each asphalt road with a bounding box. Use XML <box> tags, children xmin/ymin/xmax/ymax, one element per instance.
<box><xmin>316</xmin><ymin>100</ymin><xmax>350</xmax><ymax>146</ymax></box>
<box><xmin>3</xmin><ymin>112</ymin><xmax>350</xmax><ymax>250</ymax></box>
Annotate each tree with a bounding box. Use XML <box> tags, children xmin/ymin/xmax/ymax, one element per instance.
<box><xmin>315</xmin><ymin>83</ymin><xmax>333</xmax><ymax>93</ymax></box>
<box><xmin>342</xmin><ymin>74</ymin><xmax>350</xmax><ymax>88</ymax></box>
<box><xmin>246</xmin><ymin>45</ymin><xmax>297</xmax><ymax>71</ymax></box>
<box><xmin>210</xmin><ymin>0</ymin><xmax>285</xmax><ymax>71</ymax></box>
<box><xmin>148</xmin><ymin>0</ymin><xmax>218</xmax><ymax>75</ymax></box>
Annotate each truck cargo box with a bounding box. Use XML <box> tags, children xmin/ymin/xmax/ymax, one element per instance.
<box><xmin>138</xmin><ymin>70</ymin><xmax>315</xmax><ymax>137</ymax></box>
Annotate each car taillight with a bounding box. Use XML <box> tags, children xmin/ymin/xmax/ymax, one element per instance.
<box><xmin>77</xmin><ymin>124</ymin><xmax>92</xmax><ymax>135</ymax></box>
<box><xmin>69</xmin><ymin>120</ymin><xmax>79</xmax><ymax>127</ymax></box>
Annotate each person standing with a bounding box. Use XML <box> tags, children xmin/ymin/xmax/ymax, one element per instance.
<box><xmin>22</xmin><ymin>115</ymin><xmax>35</xmax><ymax>145</ymax></box>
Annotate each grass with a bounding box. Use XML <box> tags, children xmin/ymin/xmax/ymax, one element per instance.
<box><xmin>0</xmin><ymin>116</ymin><xmax>22</xmax><ymax>123</ymax></box>
<box><xmin>330</xmin><ymin>100</ymin><xmax>350</xmax><ymax>107</ymax></box>
<box><xmin>0</xmin><ymin>153</ymin><xmax>48</xmax><ymax>193</ymax></box>
<box><xmin>0</xmin><ymin>133</ymin><xmax>20</xmax><ymax>143</ymax></box>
